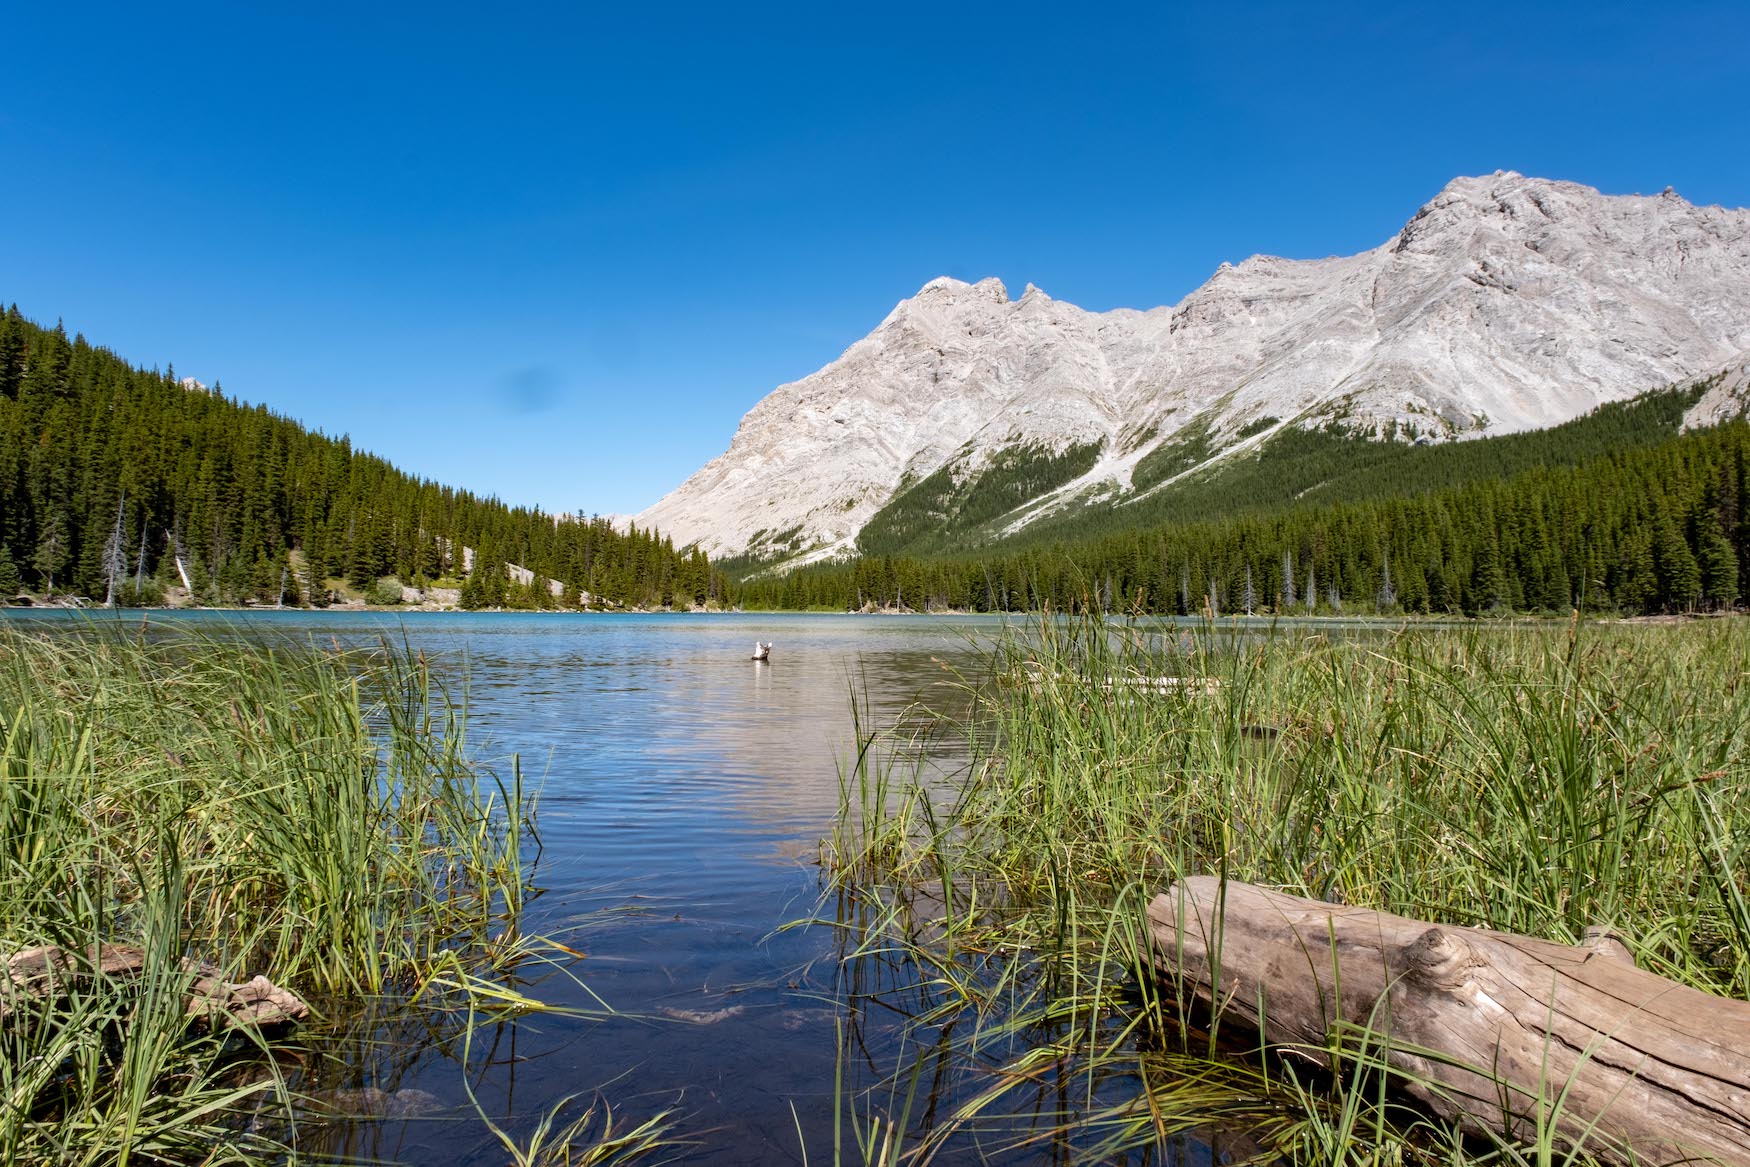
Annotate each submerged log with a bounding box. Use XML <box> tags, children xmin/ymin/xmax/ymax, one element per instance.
<box><xmin>1147</xmin><ymin>877</ymin><xmax>1750</xmax><ymax>1167</ymax></box>
<box><xmin>2</xmin><ymin>943</ymin><xmax>308</xmax><ymax>1031</ymax></box>
<box><xmin>1011</xmin><ymin>661</ymin><xmax>1222</xmax><ymax>695</ymax></box>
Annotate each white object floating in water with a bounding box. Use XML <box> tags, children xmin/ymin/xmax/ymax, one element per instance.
<box><xmin>751</xmin><ymin>641</ymin><xmax>772</xmax><ymax>661</ymax></box>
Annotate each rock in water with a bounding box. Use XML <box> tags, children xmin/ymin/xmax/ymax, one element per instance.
<box><xmin>660</xmin><ymin>1004</ymin><xmax>747</xmax><ymax>1024</ymax></box>
<box><xmin>2</xmin><ymin>943</ymin><xmax>308</xmax><ymax>1031</ymax></box>
<box><xmin>314</xmin><ymin>1087</ymin><xmax>446</xmax><ymax>1117</ymax></box>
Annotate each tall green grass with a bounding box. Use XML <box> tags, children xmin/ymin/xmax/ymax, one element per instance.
<box><xmin>0</xmin><ymin>621</ymin><xmax>555</xmax><ymax>1164</ymax></box>
<box><xmin>819</xmin><ymin>614</ymin><xmax>1750</xmax><ymax>1164</ymax></box>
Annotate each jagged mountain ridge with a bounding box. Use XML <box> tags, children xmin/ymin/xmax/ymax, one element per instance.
<box><xmin>636</xmin><ymin>172</ymin><xmax>1750</xmax><ymax>562</ymax></box>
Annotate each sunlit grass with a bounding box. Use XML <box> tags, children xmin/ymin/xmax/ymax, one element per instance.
<box><xmin>0</xmin><ymin>620</ymin><xmax>664</xmax><ymax>1165</ymax></box>
<box><xmin>818</xmin><ymin>613</ymin><xmax>1750</xmax><ymax>1164</ymax></box>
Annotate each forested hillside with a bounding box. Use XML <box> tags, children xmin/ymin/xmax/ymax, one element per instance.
<box><xmin>1012</xmin><ymin>384</ymin><xmax>1715</xmax><ymax>548</ymax></box>
<box><xmin>0</xmin><ymin>308</ymin><xmax>720</xmax><ymax>607</ymax></box>
<box><xmin>731</xmin><ymin>416</ymin><xmax>1750</xmax><ymax>617</ymax></box>
<box><xmin>849</xmin><ymin>385</ymin><xmax>1709</xmax><ymax>559</ymax></box>
<box><xmin>9</xmin><ymin>300</ymin><xmax>1740</xmax><ymax>619</ymax></box>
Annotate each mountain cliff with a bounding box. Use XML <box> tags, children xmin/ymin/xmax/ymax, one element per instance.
<box><xmin>636</xmin><ymin>172</ymin><xmax>1750</xmax><ymax>562</ymax></box>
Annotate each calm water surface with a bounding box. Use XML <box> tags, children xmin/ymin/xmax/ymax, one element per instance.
<box><xmin>12</xmin><ymin>610</ymin><xmax>1015</xmax><ymax>1164</ymax></box>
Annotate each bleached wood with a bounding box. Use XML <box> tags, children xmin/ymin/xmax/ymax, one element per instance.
<box><xmin>2</xmin><ymin>943</ymin><xmax>308</xmax><ymax>1031</ymax></box>
<box><xmin>1147</xmin><ymin>877</ymin><xmax>1750</xmax><ymax>1166</ymax></box>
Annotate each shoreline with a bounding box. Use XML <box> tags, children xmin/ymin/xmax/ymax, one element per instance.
<box><xmin>3</xmin><ymin>598</ymin><xmax>1733</xmax><ymax>625</ymax></box>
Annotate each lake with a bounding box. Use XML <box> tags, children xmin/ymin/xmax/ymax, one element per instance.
<box><xmin>6</xmin><ymin>609</ymin><xmax>1014</xmax><ymax>1165</ymax></box>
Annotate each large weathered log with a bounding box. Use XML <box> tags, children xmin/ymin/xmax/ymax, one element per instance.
<box><xmin>2</xmin><ymin>943</ymin><xmax>308</xmax><ymax>1031</ymax></box>
<box><xmin>1148</xmin><ymin>877</ymin><xmax>1750</xmax><ymax>1166</ymax></box>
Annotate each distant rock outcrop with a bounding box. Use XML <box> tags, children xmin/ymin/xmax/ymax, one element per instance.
<box><xmin>1683</xmin><ymin>354</ymin><xmax>1750</xmax><ymax>431</ymax></box>
<box><xmin>635</xmin><ymin>173</ymin><xmax>1750</xmax><ymax>562</ymax></box>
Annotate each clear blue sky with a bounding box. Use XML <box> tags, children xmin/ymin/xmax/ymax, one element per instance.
<box><xmin>3</xmin><ymin>2</ymin><xmax>1747</xmax><ymax>515</ymax></box>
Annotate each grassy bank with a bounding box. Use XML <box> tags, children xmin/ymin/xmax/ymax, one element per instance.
<box><xmin>821</xmin><ymin>615</ymin><xmax>1750</xmax><ymax>1163</ymax></box>
<box><xmin>0</xmin><ymin>622</ymin><xmax>552</xmax><ymax>1164</ymax></box>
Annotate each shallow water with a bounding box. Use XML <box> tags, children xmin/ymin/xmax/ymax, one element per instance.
<box><xmin>8</xmin><ymin>609</ymin><xmax>1011</xmax><ymax>1164</ymax></box>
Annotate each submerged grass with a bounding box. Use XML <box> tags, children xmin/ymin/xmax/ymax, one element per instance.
<box><xmin>0</xmin><ymin>620</ymin><xmax>638</xmax><ymax>1165</ymax></box>
<box><xmin>819</xmin><ymin>614</ymin><xmax>1750</xmax><ymax>1164</ymax></box>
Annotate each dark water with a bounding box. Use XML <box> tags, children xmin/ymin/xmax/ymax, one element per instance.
<box><xmin>8</xmin><ymin>609</ymin><xmax>1008</xmax><ymax>1164</ymax></box>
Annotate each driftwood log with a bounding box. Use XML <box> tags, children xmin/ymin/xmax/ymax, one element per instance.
<box><xmin>1148</xmin><ymin>877</ymin><xmax>1750</xmax><ymax>1166</ymax></box>
<box><xmin>2</xmin><ymin>943</ymin><xmax>308</xmax><ymax>1031</ymax></box>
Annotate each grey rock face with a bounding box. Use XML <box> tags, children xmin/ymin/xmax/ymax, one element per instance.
<box><xmin>1683</xmin><ymin>355</ymin><xmax>1750</xmax><ymax>430</ymax></box>
<box><xmin>636</xmin><ymin>173</ymin><xmax>1750</xmax><ymax>560</ymax></box>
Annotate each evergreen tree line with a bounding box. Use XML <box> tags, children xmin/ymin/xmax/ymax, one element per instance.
<box><xmin>853</xmin><ymin>384</ymin><xmax>1710</xmax><ymax>560</ymax></box>
<box><xmin>729</xmin><ymin>418</ymin><xmax>1750</xmax><ymax>617</ymax></box>
<box><xmin>1003</xmin><ymin>384</ymin><xmax>1712</xmax><ymax>552</ymax></box>
<box><xmin>0</xmin><ymin>308</ymin><xmax>722</xmax><ymax>607</ymax></box>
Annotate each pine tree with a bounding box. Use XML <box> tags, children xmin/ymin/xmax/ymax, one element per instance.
<box><xmin>1653</xmin><ymin>512</ymin><xmax>1701</xmax><ymax>611</ymax></box>
<box><xmin>33</xmin><ymin>513</ymin><xmax>68</xmax><ymax>594</ymax></box>
<box><xmin>459</xmin><ymin>567</ymin><xmax>485</xmax><ymax>610</ymax></box>
<box><xmin>344</xmin><ymin>516</ymin><xmax>374</xmax><ymax>592</ymax></box>
<box><xmin>304</xmin><ymin>555</ymin><xmax>328</xmax><ymax>606</ymax></box>
<box><xmin>0</xmin><ymin>312</ymin><xmax>24</xmax><ymax>400</ymax></box>
<box><xmin>1695</xmin><ymin>510</ymin><xmax>1740</xmax><ymax>609</ymax></box>
<box><xmin>1472</xmin><ymin>537</ymin><xmax>1507</xmax><ymax>613</ymax></box>
<box><xmin>1614</xmin><ymin>528</ymin><xmax>1658</xmax><ymax>611</ymax></box>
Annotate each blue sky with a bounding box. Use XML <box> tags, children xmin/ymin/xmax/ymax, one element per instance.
<box><xmin>4</xmin><ymin>2</ymin><xmax>1747</xmax><ymax>515</ymax></box>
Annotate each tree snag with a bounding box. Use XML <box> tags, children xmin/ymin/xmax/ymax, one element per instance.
<box><xmin>1147</xmin><ymin>876</ymin><xmax>1750</xmax><ymax>1166</ymax></box>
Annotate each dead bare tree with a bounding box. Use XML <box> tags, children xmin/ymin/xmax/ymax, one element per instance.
<box><xmin>102</xmin><ymin>494</ymin><xmax>128</xmax><ymax>607</ymax></box>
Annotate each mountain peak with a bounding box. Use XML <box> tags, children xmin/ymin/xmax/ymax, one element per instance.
<box><xmin>913</xmin><ymin>276</ymin><xmax>1009</xmax><ymax>306</ymax></box>
<box><xmin>1440</xmin><ymin>169</ymin><xmax>1524</xmax><ymax>191</ymax></box>
<box><xmin>1425</xmin><ymin>170</ymin><xmax>1587</xmax><ymax>208</ymax></box>
<box><xmin>637</xmin><ymin>173</ymin><xmax>1750</xmax><ymax>561</ymax></box>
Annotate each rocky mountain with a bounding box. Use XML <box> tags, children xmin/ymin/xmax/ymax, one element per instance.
<box><xmin>636</xmin><ymin>172</ymin><xmax>1750</xmax><ymax>563</ymax></box>
<box><xmin>1684</xmin><ymin>353</ymin><xmax>1750</xmax><ymax>430</ymax></box>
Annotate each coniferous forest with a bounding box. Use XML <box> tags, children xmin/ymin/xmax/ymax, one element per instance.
<box><xmin>0</xmin><ymin>308</ymin><xmax>721</xmax><ymax>608</ymax></box>
<box><xmin>3</xmin><ymin>303</ymin><xmax>1746</xmax><ymax>619</ymax></box>
<box><xmin>731</xmin><ymin>407</ymin><xmax>1750</xmax><ymax>617</ymax></box>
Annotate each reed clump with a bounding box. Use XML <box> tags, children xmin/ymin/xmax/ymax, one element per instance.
<box><xmin>0</xmin><ymin>621</ymin><xmax>537</xmax><ymax>1164</ymax></box>
<box><xmin>823</xmin><ymin>615</ymin><xmax>1750</xmax><ymax>1164</ymax></box>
